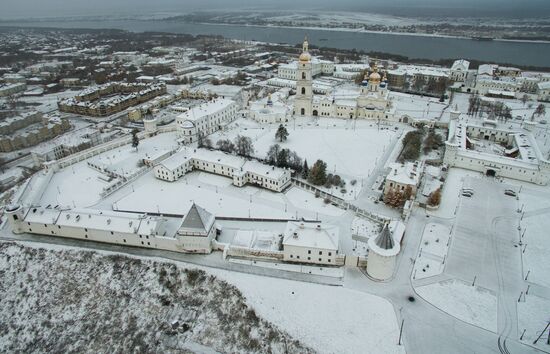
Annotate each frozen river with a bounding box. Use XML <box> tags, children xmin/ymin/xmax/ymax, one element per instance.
<box><xmin>2</xmin><ymin>19</ymin><xmax>550</xmax><ymax>67</ymax></box>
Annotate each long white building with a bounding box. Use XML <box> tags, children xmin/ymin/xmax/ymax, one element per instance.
<box><xmin>6</xmin><ymin>202</ymin><xmax>217</xmax><ymax>254</ymax></box>
<box><xmin>277</xmin><ymin>57</ymin><xmax>334</xmax><ymax>80</ymax></box>
<box><xmin>444</xmin><ymin>118</ymin><xmax>550</xmax><ymax>185</ymax></box>
<box><xmin>154</xmin><ymin>148</ymin><xmax>292</xmax><ymax>192</ymax></box>
<box><xmin>176</xmin><ymin>98</ymin><xmax>239</xmax><ymax>144</ymax></box>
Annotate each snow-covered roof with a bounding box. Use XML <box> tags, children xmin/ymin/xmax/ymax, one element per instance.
<box><xmin>177</xmin><ymin>203</ymin><xmax>215</xmax><ymax>236</ymax></box>
<box><xmin>158</xmin><ymin>151</ymin><xmax>192</xmax><ymax>171</ymax></box>
<box><xmin>24</xmin><ymin>207</ymin><xmax>61</xmax><ymax>224</ymax></box>
<box><xmin>243</xmin><ymin>160</ymin><xmax>288</xmax><ymax>179</ymax></box>
<box><xmin>386</xmin><ymin>162</ymin><xmax>422</xmax><ymax>186</ymax></box>
<box><xmin>451</xmin><ymin>59</ymin><xmax>470</xmax><ymax>71</ymax></box>
<box><xmin>478</xmin><ymin>64</ymin><xmax>496</xmax><ymax>76</ymax></box>
<box><xmin>392</xmin><ymin>64</ymin><xmax>449</xmax><ymax>78</ymax></box>
<box><xmin>448</xmin><ymin>120</ymin><xmax>545</xmax><ymax>168</ymax></box>
<box><xmin>57</xmin><ymin>209</ymin><xmax>160</xmax><ymax>235</ymax></box>
<box><xmin>367</xmin><ymin>221</ymin><xmax>402</xmax><ymax>257</ymax></box>
<box><xmin>24</xmin><ymin>207</ymin><xmax>162</xmax><ymax>236</ymax></box>
<box><xmin>176</xmin><ymin>98</ymin><xmax>235</xmax><ymax>122</ymax></box>
<box><xmin>283</xmin><ymin>222</ymin><xmax>339</xmax><ymax>251</ymax></box>
<box><xmin>190</xmin><ymin>148</ymin><xmax>244</xmax><ymax>171</ymax></box>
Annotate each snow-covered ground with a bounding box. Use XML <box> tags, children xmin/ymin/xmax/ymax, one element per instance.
<box><xmin>228</xmin><ymin>258</ymin><xmax>344</xmax><ymax>278</ymax></box>
<box><xmin>33</xmin><ymin>129</ymin><xmax>361</xmax><ymax>221</ymax></box>
<box><xmin>517</xmin><ymin>294</ymin><xmax>550</xmax><ymax>350</ymax></box>
<box><xmin>40</xmin><ymin>161</ymin><xmax>110</xmax><ymax>207</ymax></box>
<box><xmin>427</xmin><ymin>168</ymin><xmax>483</xmax><ymax>218</ymax></box>
<box><xmin>37</xmin><ymin>132</ymin><xmax>179</xmax><ymax>208</ymax></box>
<box><xmin>0</xmin><ymin>240</ymin><xmax>406</xmax><ymax>354</ymax></box>
<box><xmin>212</xmin><ymin>120</ymin><xmax>396</xmax><ymax>182</ymax></box>
<box><xmin>285</xmin><ymin>187</ymin><xmax>345</xmax><ymax>217</ymax></box>
<box><xmin>0</xmin><ymin>241</ymin><xmax>311</xmax><ymax>353</ymax></box>
<box><xmin>113</xmin><ymin>172</ymin><xmax>293</xmax><ymax>219</ymax></box>
<box><xmin>212</xmin><ymin>268</ymin><xmax>405</xmax><ymax>354</ymax></box>
<box><xmin>351</xmin><ymin>216</ymin><xmax>380</xmax><ymax>239</ymax></box>
<box><xmin>88</xmin><ymin>132</ymin><xmax>178</xmax><ymax>177</ymax></box>
<box><xmin>416</xmin><ymin>279</ymin><xmax>497</xmax><ymax>332</ymax></box>
<box><xmin>520</xmin><ymin>190</ymin><xmax>550</xmax><ymax>288</ymax></box>
<box><xmin>392</xmin><ymin>92</ymin><xmax>447</xmax><ymax>121</ymax></box>
<box><xmin>413</xmin><ymin>223</ymin><xmax>450</xmax><ymax>280</ymax></box>
<box><xmin>231</xmin><ymin>229</ymin><xmax>280</xmax><ymax>250</ymax></box>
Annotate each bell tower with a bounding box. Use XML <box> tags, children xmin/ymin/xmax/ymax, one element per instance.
<box><xmin>294</xmin><ymin>36</ymin><xmax>313</xmax><ymax>117</ymax></box>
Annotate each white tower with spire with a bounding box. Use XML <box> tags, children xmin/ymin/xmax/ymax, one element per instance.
<box><xmin>367</xmin><ymin>223</ymin><xmax>400</xmax><ymax>280</ymax></box>
<box><xmin>293</xmin><ymin>36</ymin><xmax>313</xmax><ymax>117</ymax></box>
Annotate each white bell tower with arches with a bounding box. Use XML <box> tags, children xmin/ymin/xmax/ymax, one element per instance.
<box><xmin>293</xmin><ymin>36</ymin><xmax>313</xmax><ymax>117</ymax></box>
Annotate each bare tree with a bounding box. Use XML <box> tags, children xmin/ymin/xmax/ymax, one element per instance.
<box><xmin>234</xmin><ymin>135</ymin><xmax>254</xmax><ymax>157</ymax></box>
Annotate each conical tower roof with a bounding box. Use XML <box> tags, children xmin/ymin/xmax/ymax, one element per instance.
<box><xmin>375</xmin><ymin>223</ymin><xmax>394</xmax><ymax>250</ymax></box>
<box><xmin>178</xmin><ymin>203</ymin><xmax>215</xmax><ymax>235</ymax></box>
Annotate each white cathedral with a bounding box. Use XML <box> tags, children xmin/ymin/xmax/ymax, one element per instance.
<box><xmin>293</xmin><ymin>37</ymin><xmax>394</xmax><ymax>121</ymax></box>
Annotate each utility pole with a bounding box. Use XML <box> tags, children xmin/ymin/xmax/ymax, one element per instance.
<box><xmin>533</xmin><ymin>322</ymin><xmax>550</xmax><ymax>345</ymax></box>
<box><xmin>398</xmin><ymin>319</ymin><xmax>404</xmax><ymax>345</ymax></box>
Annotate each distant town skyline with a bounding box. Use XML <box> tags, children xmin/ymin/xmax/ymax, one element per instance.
<box><xmin>1</xmin><ymin>0</ymin><xmax>549</xmax><ymax>19</ymax></box>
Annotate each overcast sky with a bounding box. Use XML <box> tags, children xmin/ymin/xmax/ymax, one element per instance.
<box><xmin>1</xmin><ymin>0</ymin><xmax>549</xmax><ymax>19</ymax></box>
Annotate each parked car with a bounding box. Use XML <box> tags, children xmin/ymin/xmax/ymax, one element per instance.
<box><xmin>504</xmin><ymin>189</ymin><xmax>517</xmax><ymax>197</ymax></box>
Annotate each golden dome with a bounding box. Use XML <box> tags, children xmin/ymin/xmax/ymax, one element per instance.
<box><xmin>299</xmin><ymin>52</ymin><xmax>311</xmax><ymax>63</ymax></box>
<box><xmin>369</xmin><ymin>63</ymin><xmax>381</xmax><ymax>83</ymax></box>
<box><xmin>299</xmin><ymin>35</ymin><xmax>311</xmax><ymax>62</ymax></box>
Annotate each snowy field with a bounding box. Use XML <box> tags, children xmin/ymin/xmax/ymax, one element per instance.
<box><xmin>212</xmin><ymin>120</ymin><xmax>397</xmax><ymax>180</ymax></box>
<box><xmin>350</xmin><ymin>216</ymin><xmax>380</xmax><ymax>256</ymax></box>
<box><xmin>391</xmin><ymin>92</ymin><xmax>447</xmax><ymax>121</ymax></box>
<box><xmin>111</xmin><ymin>173</ymin><xmax>343</xmax><ymax>220</ymax></box>
<box><xmin>285</xmin><ymin>187</ymin><xmax>345</xmax><ymax>217</ymax></box>
<box><xmin>40</xmin><ymin>162</ymin><xmax>110</xmax><ymax>207</ymax></box>
<box><xmin>37</xmin><ymin>132</ymin><xmax>179</xmax><ymax>208</ymax></box>
<box><xmin>88</xmin><ymin>132</ymin><xmax>179</xmax><ymax>177</ymax></box>
<box><xmin>416</xmin><ymin>279</ymin><xmax>497</xmax><ymax>332</ymax></box>
<box><xmin>351</xmin><ymin>216</ymin><xmax>380</xmax><ymax>239</ymax></box>
<box><xmin>113</xmin><ymin>172</ymin><xmax>293</xmax><ymax>219</ymax></box>
<box><xmin>413</xmin><ymin>223</ymin><xmax>450</xmax><ymax>280</ymax></box>
<box><xmin>34</xmin><ymin>129</ymin><xmax>352</xmax><ymax>221</ymax></box>
<box><xmin>212</xmin><ymin>268</ymin><xmax>405</xmax><ymax>354</ymax></box>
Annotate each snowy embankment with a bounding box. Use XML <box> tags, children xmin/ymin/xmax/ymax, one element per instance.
<box><xmin>416</xmin><ymin>279</ymin><xmax>497</xmax><ymax>332</ymax></box>
<box><xmin>0</xmin><ymin>242</ymin><xmax>311</xmax><ymax>354</ymax></box>
<box><xmin>212</xmin><ymin>269</ymin><xmax>405</xmax><ymax>354</ymax></box>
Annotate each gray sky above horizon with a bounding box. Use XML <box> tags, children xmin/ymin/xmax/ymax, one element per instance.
<box><xmin>1</xmin><ymin>0</ymin><xmax>549</xmax><ymax>19</ymax></box>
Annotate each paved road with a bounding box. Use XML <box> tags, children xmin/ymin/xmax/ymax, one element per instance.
<box><xmin>363</xmin><ymin>176</ymin><xmax>545</xmax><ymax>354</ymax></box>
<box><xmin>344</xmin><ymin>204</ymin><xmax>544</xmax><ymax>354</ymax></box>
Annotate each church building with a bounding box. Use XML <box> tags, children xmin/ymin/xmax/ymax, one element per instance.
<box><xmin>292</xmin><ymin>37</ymin><xmax>394</xmax><ymax>121</ymax></box>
